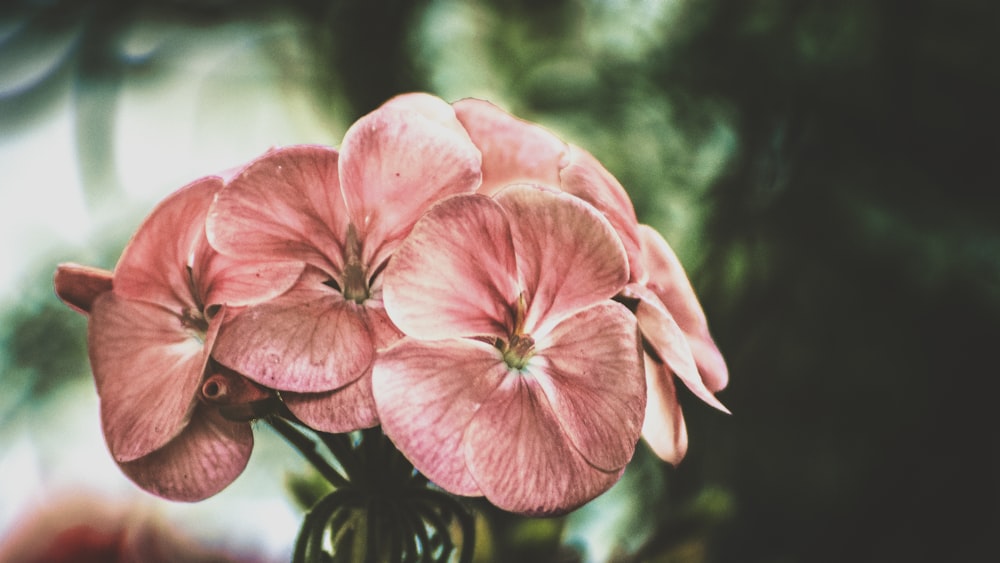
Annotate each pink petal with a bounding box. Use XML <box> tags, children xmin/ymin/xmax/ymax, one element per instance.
<box><xmin>464</xmin><ymin>374</ymin><xmax>623</xmax><ymax>516</ymax></box>
<box><xmin>372</xmin><ymin>338</ymin><xmax>509</xmax><ymax>497</ymax></box>
<box><xmin>452</xmin><ymin>98</ymin><xmax>568</xmax><ymax>195</ymax></box>
<box><xmin>88</xmin><ymin>292</ymin><xmax>212</xmax><ymax>462</ymax></box>
<box><xmin>192</xmin><ymin>247</ymin><xmax>303</xmax><ymax>309</ymax></box>
<box><xmin>53</xmin><ymin>263</ymin><xmax>112</xmax><ymax>315</ymax></box>
<box><xmin>113</xmin><ymin>176</ymin><xmax>220</xmax><ymax>311</ymax></box>
<box><xmin>641</xmin><ymin>354</ymin><xmax>689</xmax><ymax>465</ymax></box>
<box><xmin>211</xmin><ymin>274</ymin><xmax>373</xmax><ymax>393</ymax></box>
<box><xmin>494</xmin><ymin>185</ymin><xmax>629</xmax><ymax>335</ymax></box>
<box><xmin>531</xmin><ymin>301</ymin><xmax>644</xmax><ymax>472</ymax></box>
<box><xmin>339</xmin><ymin>102</ymin><xmax>482</xmax><ymax>268</ymax></box>
<box><xmin>118</xmin><ymin>406</ymin><xmax>253</xmax><ymax>502</ymax></box>
<box><xmin>207</xmin><ymin>145</ymin><xmax>350</xmax><ymax>276</ymax></box>
<box><xmin>283</xmin><ymin>373</ymin><xmax>379</xmax><ymax>434</ymax></box>
<box><xmin>638</xmin><ymin>224</ymin><xmax>729</xmax><ymax>392</ymax></box>
<box><xmin>690</xmin><ymin>336</ymin><xmax>730</xmax><ymax>395</ymax></box>
<box><xmin>626</xmin><ymin>283</ymin><xmax>730</xmax><ymax>414</ymax></box>
<box><xmin>560</xmin><ymin>146</ymin><xmax>646</xmax><ymax>283</ymax></box>
<box><xmin>353</xmin><ymin>296</ymin><xmax>405</xmax><ymax>350</ymax></box>
<box><xmin>381</xmin><ymin>92</ymin><xmax>474</xmax><ymax>139</ymax></box>
<box><xmin>382</xmin><ymin>194</ymin><xmax>519</xmax><ymax>340</ymax></box>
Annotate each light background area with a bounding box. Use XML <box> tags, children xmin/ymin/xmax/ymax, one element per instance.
<box><xmin>0</xmin><ymin>11</ymin><xmax>342</xmax><ymax>561</ymax></box>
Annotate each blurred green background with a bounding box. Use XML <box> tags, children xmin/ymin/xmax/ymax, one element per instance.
<box><xmin>1</xmin><ymin>0</ymin><xmax>996</xmax><ymax>561</ymax></box>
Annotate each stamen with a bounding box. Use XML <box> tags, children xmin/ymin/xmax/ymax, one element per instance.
<box><xmin>341</xmin><ymin>224</ymin><xmax>370</xmax><ymax>303</ymax></box>
<box><xmin>341</xmin><ymin>264</ymin><xmax>370</xmax><ymax>303</ymax></box>
<box><xmin>513</xmin><ymin>292</ymin><xmax>529</xmax><ymax>334</ymax></box>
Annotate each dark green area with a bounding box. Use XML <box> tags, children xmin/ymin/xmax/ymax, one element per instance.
<box><xmin>2</xmin><ymin>0</ymin><xmax>996</xmax><ymax>561</ymax></box>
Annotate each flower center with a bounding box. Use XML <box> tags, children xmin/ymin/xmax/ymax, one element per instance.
<box><xmin>341</xmin><ymin>263</ymin><xmax>370</xmax><ymax>303</ymax></box>
<box><xmin>341</xmin><ymin>224</ymin><xmax>370</xmax><ymax>304</ymax></box>
<box><xmin>181</xmin><ymin>307</ymin><xmax>209</xmax><ymax>341</ymax></box>
<box><xmin>501</xmin><ymin>333</ymin><xmax>536</xmax><ymax>370</ymax></box>
<box><xmin>497</xmin><ymin>291</ymin><xmax>536</xmax><ymax>370</ymax></box>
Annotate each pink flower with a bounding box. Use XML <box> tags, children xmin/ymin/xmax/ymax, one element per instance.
<box><xmin>54</xmin><ymin>176</ymin><xmax>301</xmax><ymax>501</ymax></box>
<box><xmin>451</xmin><ymin>97</ymin><xmax>729</xmax><ymax>464</ymax></box>
<box><xmin>205</xmin><ymin>94</ymin><xmax>483</xmax><ymax>433</ymax></box>
<box><xmin>373</xmin><ymin>185</ymin><xmax>645</xmax><ymax>516</ymax></box>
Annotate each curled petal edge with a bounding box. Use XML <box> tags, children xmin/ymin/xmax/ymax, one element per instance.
<box><xmin>623</xmin><ymin>283</ymin><xmax>730</xmax><ymax>414</ymax></box>
<box><xmin>54</xmin><ymin>263</ymin><xmax>113</xmax><ymax>315</ymax></box>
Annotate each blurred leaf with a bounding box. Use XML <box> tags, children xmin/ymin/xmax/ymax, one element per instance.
<box><xmin>284</xmin><ymin>465</ymin><xmax>335</xmax><ymax>512</ymax></box>
<box><xmin>563</xmin><ymin>446</ymin><xmax>665</xmax><ymax>562</ymax></box>
<box><xmin>0</xmin><ymin>270</ymin><xmax>90</xmax><ymax>425</ymax></box>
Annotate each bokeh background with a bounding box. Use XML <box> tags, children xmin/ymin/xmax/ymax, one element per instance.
<box><xmin>1</xmin><ymin>0</ymin><xmax>997</xmax><ymax>561</ymax></box>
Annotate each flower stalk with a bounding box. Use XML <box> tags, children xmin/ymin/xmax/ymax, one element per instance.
<box><xmin>266</xmin><ymin>413</ymin><xmax>476</xmax><ymax>563</ymax></box>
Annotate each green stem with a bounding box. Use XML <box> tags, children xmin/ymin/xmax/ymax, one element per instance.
<box><xmin>409</xmin><ymin>488</ymin><xmax>476</xmax><ymax>563</ymax></box>
<box><xmin>266</xmin><ymin>415</ymin><xmax>351</xmax><ymax>490</ymax></box>
<box><xmin>272</xmin><ymin>418</ymin><xmax>478</xmax><ymax>562</ymax></box>
<box><xmin>293</xmin><ymin>488</ymin><xmax>359</xmax><ymax>563</ymax></box>
<box><xmin>318</xmin><ymin>430</ymin><xmax>365</xmax><ymax>484</ymax></box>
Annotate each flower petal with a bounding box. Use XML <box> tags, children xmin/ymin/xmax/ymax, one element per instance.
<box><xmin>464</xmin><ymin>374</ymin><xmax>623</xmax><ymax>516</ymax></box>
<box><xmin>113</xmin><ymin>176</ymin><xmax>220</xmax><ymax>311</ymax></box>
<box><xmin>626</xmin><ymin>283</ymin><xmax>730</xmax><ymax>414</ymax></box>
<box><xmin>494</xmin><ymin>185</ymin><xmax>629</xmax><ymax>335</ymax></box>
<box><xmin>354</xmin><ymin>296</ymin><xmax>405</xmax><ymax>350</ymax></box>
<box><xmin>381</xmin><ymin>92</ymin><xmax>474</xmax><ymax>138</ymax></box>
<box><xmin>207</xmin><ymin>145</ymin><xmax>349</xmax><ymax>276</ymax></box>
<box><xmin>283</xmin><ymin>373</ymin><xmax>379</xmax><ymax>434</ymax></box>
<box><xmin>212</xmin><ymin>274</ymin><xmax>373</xmax><ymax>393</ymax></box>
<box><xmin>531</xmin><ymin>301</ymin><xmax>644</xmax><ymax>472</ymax></box>
<box><xmin>382</xmin><ymin>194</ymin><xmax>519</xmax><ymax>340</ymax></box>
<box><xmin>641</xmin><ymin>354</ymin><xmax>688</xmax><ymax>465</ymax></box>
<box><xmin>638</xmin><ymin>224</ymin><xmax>729</xmax><ymax>392</ymax></box>
<box><xmin>53</xmin><ymin>263</ymin><xmax>112</xmax><ymax>315</ymax></box>
<box><xmin>192</xmin><ymin>247</ymin><xmax>303</xmax><ymax>309</ymax></box>
<box><xmin>560</xmin><ymin>146</ymin><xmax>645</xmax><ymax>283</ymax></box>
<box><xmin>118</xmin><ymin>406</ymin><xmax>252</xmax><ymax>502</ymax></box>
<box><xmin>690</xmin><ymin>336</ymin><xmax>730</xmax><ymax>395</ymax></box>
<box><xmin>88</xmin><ymin>292</ymin><xmax>210</xmax><ymax>462</ymax></box>
<box><xmin>373</xmin><ymin>338</ymin><xmax>509</xmax><ymax>497</ymax></box>
<box><xmin>453</xmin><ymin>98</ymin><xmax>568</xmax><ymax>195</ymax></box>
<box><xmin>339</xmin><ymin>102</ymin><xmax>482</xmax><ymax>268</ymax></box>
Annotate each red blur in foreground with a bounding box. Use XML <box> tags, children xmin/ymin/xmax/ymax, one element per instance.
<box><xmin>0</xmin><ymin>495</ymin><xmax>255</xmax><ymax>563</ymax></box>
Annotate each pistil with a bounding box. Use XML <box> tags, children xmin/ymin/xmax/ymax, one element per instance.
<box><xmin>502</xmin><ymin>333</ymin><xmax>536</xmax><ymax>370</ymax></box>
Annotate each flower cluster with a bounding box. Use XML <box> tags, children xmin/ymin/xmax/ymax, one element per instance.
<box><xmin>55</xmin><ymin>93</ymin><xmax>728</xmax><ymax>516</ymax></box>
